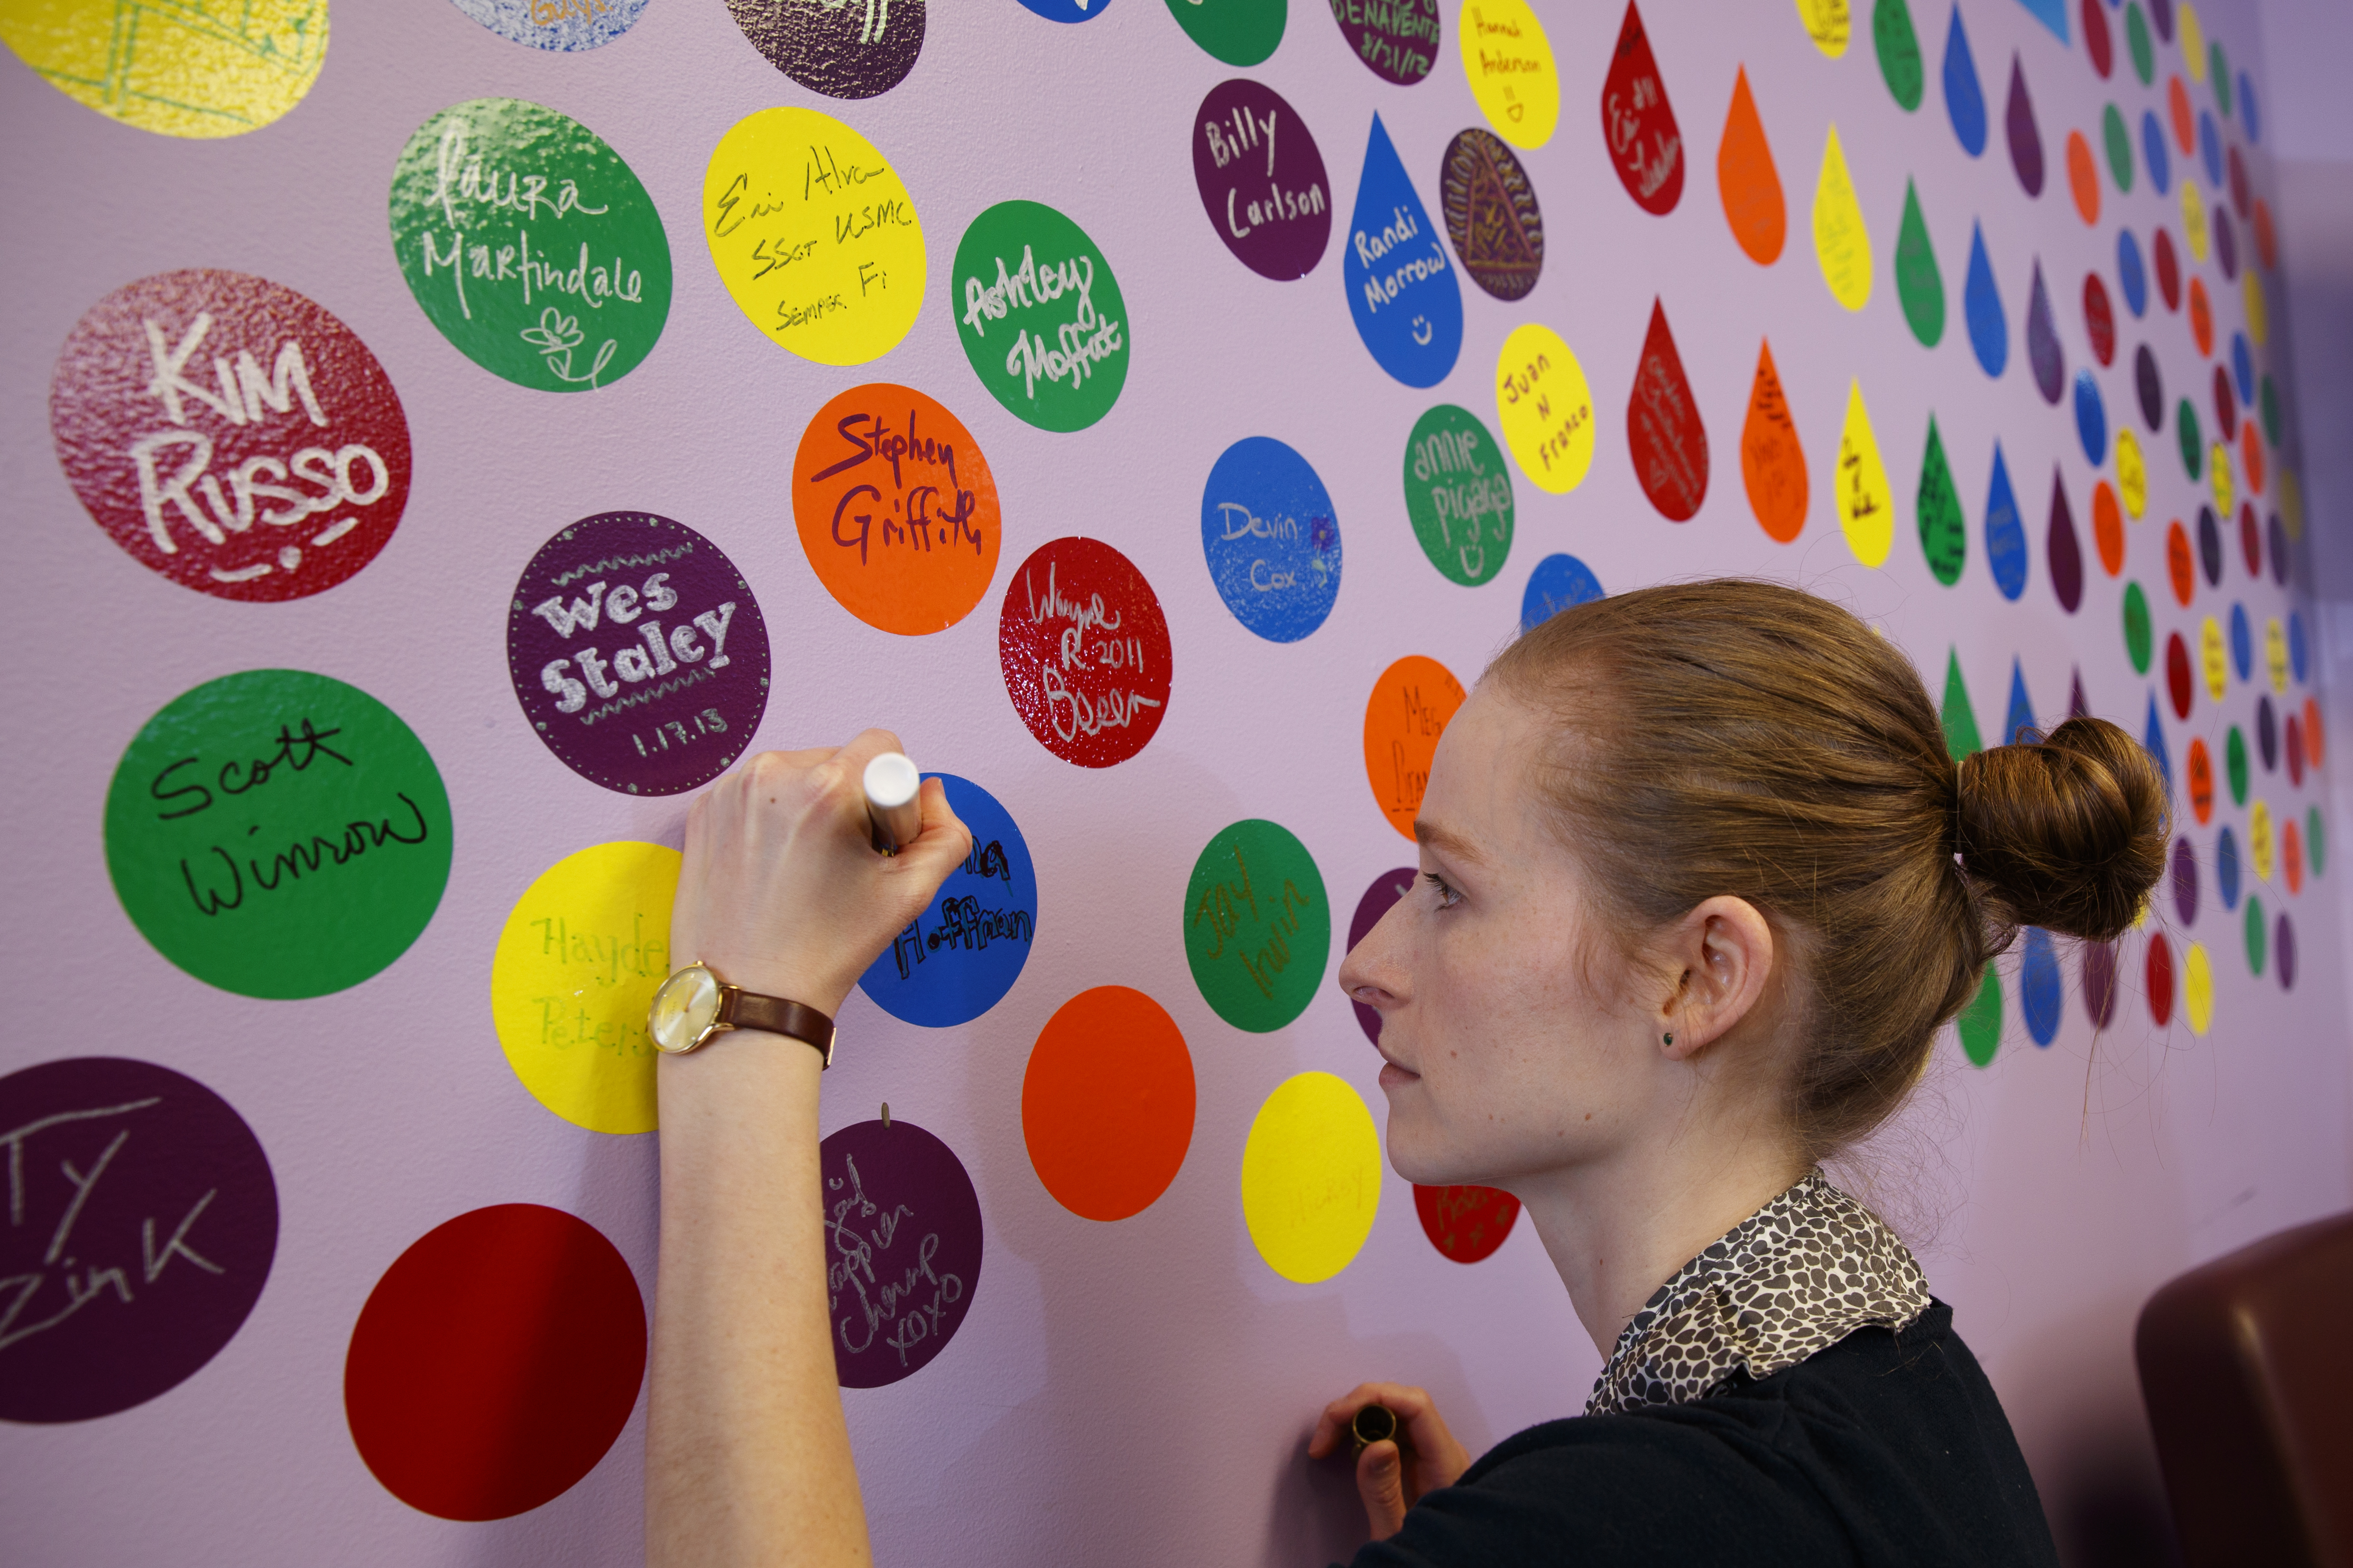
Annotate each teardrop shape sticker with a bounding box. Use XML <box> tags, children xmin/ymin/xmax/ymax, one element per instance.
<box><xmin>1441</xmin><ymin>128</ymin><xmax>1545</xmax><ymax>301</ymax></box>
<box><xmin>1917</xmin><ymin>415</ymin><xmax>1966</xmax><ymax>584</ymax></box>
<box><xmin>1601</xmin><ymin>3</ymin><xmax>1685</xmax><ymax>216</ymax></box>
<box><xmin>1795</xmin><ymin>0</ymin><xmax>1851</xmax><ymax>55</ymax></box>
<box><xmin>1986</xmin><ymin>442</ymin><xmax>2029</xmax><ymax>600</ymax></box>
<box><xmin>2047</xmin><ymin>467</ymin><xmax>2084</xmax><ymax>612</ymax></box>
<box><xmin>2025</xmin><ymin>261</ymin><xmax>2064</xmax><ymax>404</ymax></box>
<box><xmin>1742</xmin><ymin>339</ymin><xmax>1808</xmax><ymax>542</ymax></box>
<box><xmin>1343</xmin><ymin>113</ymin><xmax>1462</xmax><ymax>388</ymax></box>
<box><xmin>2004</xmin><ymin>54</ymin><xmax>2045</xmax><ymax>196</ymax></box>
<box><xmin>2003</xmin><ymin>658</ymin><xmax>2037</xmax><ymax>748</ymax></box>
<box><xmin>1964</xmin><ymin>222</ymin><xmax>2008</xmax><ymax>376</ymax></box>
<box><xmin>1943</xmin><ymin>5</ymin><xmax>1988</xmax><ymax>157</ymax></box>
<box><xmin>1717</xmin><ymin>68</ymin><xmax>1786</xmax><ymax>265</ymax></box>
<box><xmin>1895</xmin><ymin>179</ymin><xmax>1945</xmax><ymax>346</ymax></box>
<box><xmin>1812</xmin><ymin>125</ymin><xmax>1873</xmax><ymax>311</ymax></box>
<box><xmin>1942</xmin><ymin>646</ymin><xmax>1985</xmax><ymax>756</ymax></box>
<box><xmin>1626</xmin><ymin>299</ymin><xmax>1710</xmax><ymax>522</ymax></box>
<box><xmin>1874</xmin><ymin>0</ymin><xmax>1925</xmax><ymax>109</ymax></box>
<box><xmin>1835</xmin><ymin>380</ymin><xmax>1894</xmax><ymax>567</ymax></box>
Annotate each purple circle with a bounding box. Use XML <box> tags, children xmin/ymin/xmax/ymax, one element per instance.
<box><xmin>1348</xmin><ymin>867</ymin><xmax>1418</xmax><ymax>1044</ymax></box>
<box><xmin>2276</xmin><ymin>913</ymin><xmax>2296</xmax><ymax>990</ymax></box>
<box><xmin>1191</xmin><ymin>79</ymin><xmax>1332</xmax><ymax>281</ymax></box>
<box><xmin>2171</xmin><ymin>837</ymin><xmax>2200</xmax><ymax>925</ymax></box>
<box><xmin>820</xmin><ymin>1117</ymin><xmax>981</xmax><ymax>1389</ymax></box>
<box><xmin>506</xmin><ymin>512</ymin><xmax>770</xmax><ymax>795</ymax></box>
<box><xmin>0</xmin><ymin>1057</ymin><xmax>278</xmax><ymax>1423</ymax></box>
<box><xmin>2082</xmin><ymin>941</ymin><xmax>2119</xmax><ymax>1028</ymax></box>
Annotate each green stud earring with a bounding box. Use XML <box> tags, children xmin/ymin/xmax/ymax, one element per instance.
<box><xmin>1663</xmin><ymin>1031</ymin><xmax>1675</xmax><ymax>1046</ymax></box>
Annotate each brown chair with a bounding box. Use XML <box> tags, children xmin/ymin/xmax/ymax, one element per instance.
<box><xmin>2136</xmin><ymin>1210</ymin><xmax>2353</xmax><ymax>1567</ymax></box>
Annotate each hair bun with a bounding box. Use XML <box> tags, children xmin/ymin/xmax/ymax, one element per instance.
<box><xmin>1956</xmin><ymin>716</ymin><xmax>2170</xmax><ymax>943</ymax></box>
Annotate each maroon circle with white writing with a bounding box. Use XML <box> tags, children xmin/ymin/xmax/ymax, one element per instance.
<box><xmin>820</xmin><ymin>1117</ymin><xmax>983</xmax><ymax>1389</ymax></box>
<box><xmin>51</xmin><ymin>270</ymin><xmax>411</xmax><ymax>602</ymax></box>
<box><xmin>0</xmin><ymin>1057</ymin><xmax>278</xmax><ymax>1423</ymax></box>
<box><xmin>998</xmin><ymin>536</ymin><xmax>1174</xmax><ymax>768</ymax></box>
<box><xmin>506</xmin><ymin>512</ymin><xmax>771</xmax><ymax>795</ymax></box>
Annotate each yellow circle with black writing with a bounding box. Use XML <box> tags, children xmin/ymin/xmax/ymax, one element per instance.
<box><xmin>2</xmin><ymin>0</ymin><xmax>326</xmax><ymax>139</ymax></box>
<box><xmin>491</xmin><ymin>841</ymin><xmax>679</xmax><ymax>1135</ymax></box>
<box><xmin>1240</xmin><ymin>1071</ymin><xmax>1382</xmax><ymax>1284</ymax></box>
<box><xmin>1457</xmin><ymin>0</ymin><xmax>1558</xmax><ymax>150</ymax></box>
<box><xmin>2182</xmin><ymin>943</ymin><xmax>2214</xmax><ymax>1036</ymax></box>
<box><xmin>703</xmin><ymin>106</ymin><xmax>925</xmax><ymax>366</ymax></box>
<box><xmin>1493</xmin><ymin>323</ymin><xmax>1595</xmax><ymax>494</ymax></box>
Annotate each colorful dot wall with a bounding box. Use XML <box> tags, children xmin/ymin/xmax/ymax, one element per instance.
<box><xmin>1</xmin><ymin>2</ymin><xmax>2341</xmax><ymax>1563</ymax></box>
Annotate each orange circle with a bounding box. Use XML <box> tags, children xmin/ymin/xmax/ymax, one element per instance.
<box><xmin>2166</xmin><ymin>520</ymin><xmax>2195</xmax><ymax>606</ymax></box>
<box><xmin>792</xmin><ymin>383</ymin><xmax>1001</xmax><ymax>635</ymax></box>
<box><xmin>2066</xmin><ymin>131</ymin><xmax>2100</xmax><ymax>226</ymax></box>
<box><xmin>1022</xmin><ymin>986</ymin><xmax>1195</xmax><ymax>1222</ymax></box>
<box><xmin>2240</xmin><ymin>420</ymin><xmax>2265</xmax><ymax>497</ymax></box>
<box><xmin>2187</xmin><ymin>738</ymin><xmax>2214</xmax><ymax>825</ymax></box>
<box><xmin>2188</xmin><ymin>277</ymin><xmax>2213</xmax><ymax>357</ymax></box>
<box><xmin>1364</xmin><ymin>655</ymin><xmax>1466</xmax><ymax>840</ymax></box>
<box><xmin>2091</xmin><ymin>481</ymin><xmax>2124</xmax><ymax>576</ymax></box>
<box><xmin>2168</xmin><ymin>77</ymin><xmax>2194</xmax><ymax>154</ymax></box>
<box><xmin>2304</xmin><ymin>698</ymin><xmax>2326</xmax><ymax>768</ymax></box>
<box><xmin>2284</xmin><ymin>821</ymin><xmax>2304</xmax><ymax>896</ymax></box>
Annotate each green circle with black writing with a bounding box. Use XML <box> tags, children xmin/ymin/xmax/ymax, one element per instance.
<box><xmin>951</xmin><ymin>200</ymin><xmax>1130</xmax><ymax>433</ymax></box>
<box><xmin>1402</xmin><ymin>404</ymin><xmax>1515</xmax><ymax>587</ymax></box>
<box><xmin>1163</xmin><ymin>0</ymin><xmax>1286</xmax><ymax>64</ymax></box>
<box><xmin>390</xmin><ymin>98</ymin><xmax>672</xmax><ymax>392</ymax></box>
<box><xmin>1183</xmin><ymin>819</ymin><xmax>1330</xmax><ymax>1032</ymax></box>
<box><xmin>105</xmin><ymin>670</ymin><xmax>454</xmax><ymax>999</ymax></box>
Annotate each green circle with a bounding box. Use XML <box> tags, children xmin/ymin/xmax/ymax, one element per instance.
<box><xmin>2176</xmin><ymin>401</ymin><xmax>2204</xmax><ymax>480</ymax></box>
<box><xmin>390</xmin><ymin>98</ymin><xmax>673</xmax><ymax>392</ymax></box>
<box><xmin>2102</xmin><ymin>104</ymin><xmax>2135</xmax><ymax>192</ymax></box>
<box><xmin>1958</xmin><ymin>967</ymin><xmax>2003</xmax><ymax>1068</ymax></box>
<box><xmin>1163</xmin><ymin>0</ymin><xmax>1286</xmax><ymax>64</ymax></box>
<box><xmin>2244</xmin><ymin>895</ymin><xmax>2267</xmax><ymax>976</ymax></box>
<box><xmin>2309</xmin><ymin>806</ymin><xmax>2327</xmax><ymax>876</ymax></box>
<box><xmin>952</xmin><ymin>200</ymin><xmax>1130</xmax><ymax>433</ymax></box>
<box><xmin>2123</xmin><ymin>581</ymin><xmax>2153</xmax><ymax>673</ymax></box>
<box><xmin>2209</xmin><ymin>44</ymin><xmax>2231</xmax><ymax>116</ymax></box>
<box><xmin>2260</xmin><ymin>375</ymin><xmax>2281</xmax><ymax>447</ymax></box>
<box><xmin>105</xmin><ymin>670</ymin><xmax>454</xmax><ymax>999</ymax></box>
<box><xmin>1183</xmin><ymin>819</ymin><xmax>1330</xmax><ymax>1033</ymax></box>
<box><xmin>1402</xmin><ymin>404</ymin><xmax>1515</xmax><ymax>587</ymax></box>
<box><xmin>2225</xmin><ymin>727</ymin><xmax>2249</xmax><ymax>804</ymax></box>
<box><xmin>2125</xmin><ymin>3</ymin><xmax>2154</xmax><ymax>86</ymax></box>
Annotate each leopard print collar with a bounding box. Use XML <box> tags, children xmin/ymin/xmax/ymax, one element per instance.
<box><xmin>1585</xmin><ymin>1170</ymin><xmax>1929</xmax><ymax>1416</ymax></box>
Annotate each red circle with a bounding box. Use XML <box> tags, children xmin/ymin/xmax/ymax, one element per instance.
<box><xmin>2082</xmin><ymin>273</ymin><xmax>2116</xmax><ymax>367</ymax></box>
<box><xmin>1022</xmin><ymin>986</ymin><xmax>1196</xmax><ymax>1221</ymax></box>
<box><xmin>345</xmin><ymin>1204</ymin><xmax>645</xmax><ymax>1521</ymax></box>
<box><xmin>998</xmin><ymin>536</ymin><xmax>1173</xmax><ymax>767</ymax></box>
<box><xmin>50</xmin><ymin>270</ymin><xmax>410</xmax><ymax>602</ymax></box>
<box><xmin>2165</xmin><ymin>632</ymin><xmax>2193</xmax><ymax>719</ymax></box>
<box><xmin>2154</xmin><ymin>228</ymin><xmax>2181</xmax><ymax>312</ymax></box>
<box><xmin>1413</xmin><ymin>1184</ymin><xmax>1522</xmax><ymax>1264</ymax></box>
<box><xmin>2240</xmin><ymin>502</ymin><xmax>2263</xmax><ymax>577</ymax></box>
<box><xmin>2146</xmin><ymin>934</ymin><xmax>2175</xmax><ymax>1027</ymax></box>
<box><xmin>2165</xmin><ymin>520</ymin><xmax>2195</xmax><ymax>606</ymax></box>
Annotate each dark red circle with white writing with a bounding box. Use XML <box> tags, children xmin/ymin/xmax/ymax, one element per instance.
<box><xmin>721</xmin><ymin>0</ymin><xmax>927</xmax><ymax>100</ymax></box>
<box><xmin>0</xmin><ymin>1056</ymin><xmax>278</xmax><ymax>1424</ymax></box>
<box><xmin>1348</xmin><ymin>867</ymin><xmax>1417</xmax><ymax>1043</ymax></box>
<box><xmin>50</xmin><ymin>270</ymin><xmax>411</xmax><ymax>602</ymax></box>
<box><xmin>507</xmin><ymin>513</ymin><xmax>771</xmax><ymax>796</ymax></box>
<box><xmin>821</xmin><ymin>1117</ymin><xmax>982</xmax><ymax>1388</ymax></box>
<box><xmin>1440</xmin><ymin>128</ymin><xmax>1544</xmax><ymax>301</ymax></box>
<box><xmin>998</xmin><ymin>536</ymin><xmax>1174</xmax><ymax>767</ymax></box>
<box><xmin>1331</xmin><ymin>0</ymin><xmax>1441</xmax><ymax>85</ymax></box>
<box><xmin>1192</xmin><ymin>79</ymin><xmax>1332</xmax><ymax>281</ymax></box>
<box><xmin>1413</xmin><ymin>1183</ymin><xmax>1521</xmax><ymax>1264</ymax></box>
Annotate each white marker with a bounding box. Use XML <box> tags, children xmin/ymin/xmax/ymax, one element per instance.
<box><xmin>863</xmin><ymin>751</ymin><xmax>922</xmax><ymax>855</ymax></box>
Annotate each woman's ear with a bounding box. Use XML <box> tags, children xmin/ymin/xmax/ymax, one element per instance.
<box><xmin>1656</xmin><ymin>896</ymin><xmax>1775</xmax><ymax>1059</ymax></box>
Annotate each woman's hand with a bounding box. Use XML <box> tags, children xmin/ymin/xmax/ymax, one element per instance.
<box><xmin>669</xmin><ymin>731</ymin><xmax>972</xmax><ymax>1016</ymax></box>
<box><xmin>1308</xmin><ymin>1383</ymin><xmax>1473</xmax><ymax>1542</ymax></box>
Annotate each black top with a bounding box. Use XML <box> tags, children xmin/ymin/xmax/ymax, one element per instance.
<box><xmin>1349</xmin><ymin>1302</ymin><xmax>2060</xmax><ymax>1568</ymax></box>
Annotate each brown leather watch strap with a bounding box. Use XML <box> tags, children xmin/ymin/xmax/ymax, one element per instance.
<box><xmin>717</xmin><ymin>989</ymin><xmax>836</xmax><ymax>1068</ymax></box>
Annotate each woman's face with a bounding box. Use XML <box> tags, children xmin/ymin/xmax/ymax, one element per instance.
<box><xmin>1337</xmin><ymin>684</ymin><xmax>1672</xmax><ymax>1192</ymax></box>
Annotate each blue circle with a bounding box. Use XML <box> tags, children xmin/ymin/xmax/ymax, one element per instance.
<box><xmin>2217</xmin><ymin>825</ymin><xmax>2241</xmax><ymax>910</ymax></box>
<box><xmin>2198</xmin><ymin>112</ymin><xmax>2224</xmax><ymax>189</ymax></box>
<box><xmin>1199</xmin><ymin>437</ymin><xmax>1342</xmax><ymax>643</ymax></box>
<box><xmin>446</xmin><ymin>0</ymin><xmax>649</xmax><ymax>49</ymax></box>
<box><xmin>1015</xmin><ymin>0</ymin><xmax>1111</xmax><ymax>20</ymax></box>
<box><xmin>2020</xmin><ymin>927</ymin><xmax>2062</xmax><ymax>1047</ymax></box>
<box><xmin>2230</xmin><ymin>603</ymin><xmax>2252</xmax><ymax>681</ymax></box>
<box><xmin>1520</xmin><ymin>553</ymin><xmax>1604</xmax><ymax>633</ymax></box>
<box><xmin>2239</xmin><ymin>72</ymin><xmax>2261</xmax><ymax>143</ymax></box>
<box><xmin>2231</xmin><ymin>333</ymin><xmax>2254</xmax><ymax>403</ymax></box>
<box><xmin>2117</xmin><ymin>229</ymin><xmax>2148</xmax><ymax>318</ymax></box>
<box><xmin>2290</xmin><ymin>611</ymin><xmax>2308</xmax><ymax>682</ymax></box>
<box><xmin>2142</xmin><ymin>111</ymin><xmax>2172</xmax><ymax>195</ymax></box>
<box><xmin>2073</xmin><ymin>371</ymin><xmax>2108</xmax><ymax>466</ymax></box>
<box><xmin>856</xmin><ymin>773</ymin><xmax>1038</xmax><ymax>1026</ymax></box>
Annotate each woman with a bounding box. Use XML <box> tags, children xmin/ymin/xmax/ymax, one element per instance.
<box><xmin>645</xmin><ymin>581</ymin><xmax>2167</xmax><ymax>1566</ymax></box>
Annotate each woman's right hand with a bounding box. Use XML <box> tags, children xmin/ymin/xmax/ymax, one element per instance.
<box><xmin>1308</xmin><ymin>1383</ymin><xmax>1473</xmax><ymax>1542</ymax></box>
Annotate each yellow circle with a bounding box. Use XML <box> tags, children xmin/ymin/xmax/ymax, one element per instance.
<box><xmin>2250</xmin><ymin>800</ymin><xmax>2274</xmax><ymax>882</ymax></box>
<box><xmin>2183</xmin><ymin>943</ymin><xmax>2213</xmax><ymax>1035</ymax></box>
<box><xmin>2181</xmin><ymin>181</ymin><xmax>2209</xmax><ymax>264</ymax></box>
<box><xmin>2</xmin><ymin>0</ymin><xmax>325</xmax><ymax>138</ymax></box>
<box><xmin>2244</xmin><ymin>268</ymin><xmax>2268</xmax><ymax>347</ymax></box>
<box><xmin>1494</xmin><ymin>323</ymin><xmax>1594</xmax><ymax>494</ymax></box>
<box><xmin>491</xmin><ymin>841</ymin><xmax>679</xmax><ymax>1135</ymax></box>
<box><xmin>2210</xmin><ymin>443</ymin><xmax>2234</xmax><ymax>517</ymax></box>
<box><xmin>703</xmin><ymin>106</ymin><xmax>926</xmax><ymax>366</ymax></box>
<box><xmin>2266</xmin><ymin>617</ymin><xmax>2289</xmax><ymax>692</ymax></box>
<box><xmin>2116</xmin><ymin>430</ymin><xmax>2147</xmax><ymax>518</ymax></box>
<box><xmin>2200</xmin><ymin>616</ymin><xmax>2227</xmax><ymax>701</ymax></box>
<box><xmin>2179</xmin><ymin>3</ymin><xmax>2206</xmax><ymax>79</ymax></box>
<box><xmin>1457</xmin><ymin>0</ymin><xmax>1558</xmax><ymax>149</ymax></box>
<box><xmin>1240</xmin><ymin>1071</ymin><xmax>1382</xmax><ymax>1284</ymax></box>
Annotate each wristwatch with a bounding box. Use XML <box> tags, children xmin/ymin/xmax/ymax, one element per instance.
<box><xmin>646</xmin><ymin>962</ymin><xmax>836</xmax><ymax>1066</ymax></box>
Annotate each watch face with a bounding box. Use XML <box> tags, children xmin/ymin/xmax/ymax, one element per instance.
<box><xmin>649</xmin><ymin>966</ymin><xmax>722</xmax><ymax>1053</ymax></box>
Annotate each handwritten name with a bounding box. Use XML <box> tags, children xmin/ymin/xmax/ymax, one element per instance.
<box><xmin>532</xmin><ymin>568</ymin><xmax>740</xmax><ymax>716</ymax></box>
<box><xmin>825</xmin><ymin>1153</ymin><xmax>963</xmax><ymax>1367</ymax></box>
<box><xmin>1354</xmin><ymin>206</ymin><xmax>1448</xmax><ymax>312</ymax></box>
<box><xmin>960</xmin><ymin>245</ymin><xmax>1125</xmax><ymax>401</ymax></box>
